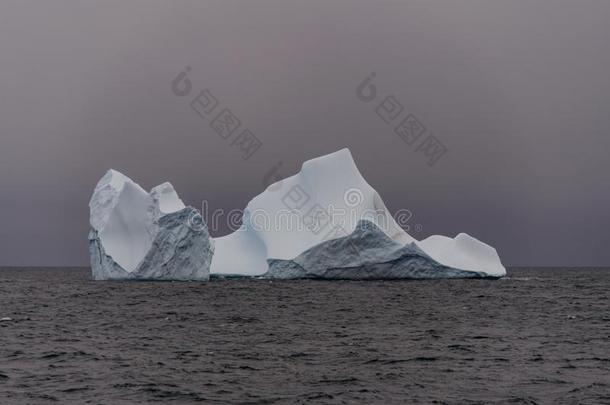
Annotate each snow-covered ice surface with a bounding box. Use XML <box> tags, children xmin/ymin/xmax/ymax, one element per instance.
<box><xmin>88</xmin><ymin>170</ymin><xmax>213</xmax><ymax>280</ymax></box>
<box><xmin>211</xmin><ymin>148</ymin><xmax>505</xmax><ymax>278</ymax></box>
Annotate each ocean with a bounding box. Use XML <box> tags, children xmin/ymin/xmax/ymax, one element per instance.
<box><xmin>0</xmin><ymin>267</ymin><xmax>608</xmax><ymax>404</ymax></box>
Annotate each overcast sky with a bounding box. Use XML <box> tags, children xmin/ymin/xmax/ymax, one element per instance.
<box><xmin>0</xmin><ymin>0</ymin><xmax>609</xmax><ymax>267</ymax></box>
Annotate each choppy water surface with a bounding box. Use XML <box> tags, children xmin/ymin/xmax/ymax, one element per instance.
<box><xmin>0</xmin><ymin>267</ymin><xmax>608</xmax><ymax>404</ymax></box>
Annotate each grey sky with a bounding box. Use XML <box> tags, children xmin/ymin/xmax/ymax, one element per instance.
<box><xmin>0</xmin><ymin>1</ymin><xmax>609</xmax><ymax>267</ymax></box>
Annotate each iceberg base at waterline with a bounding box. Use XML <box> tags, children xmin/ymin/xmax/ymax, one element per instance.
<box><xmin>266</xmin><ymin>220</ymin><xmax>495</xmax><ymax>280</ymax></box>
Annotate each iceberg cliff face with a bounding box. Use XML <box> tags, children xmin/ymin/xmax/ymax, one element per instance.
<box><xmin>211</xmin><ymin>149</ymin><xmax>505</xmax><ymax>278</ymax></box>
<box><xmin>88</xmin><ymin>170</ymin><xmax>213</xmax><ymax>280</ymax></box>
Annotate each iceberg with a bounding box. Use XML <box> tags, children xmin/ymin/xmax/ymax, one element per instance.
<box><xmin>88</xmin><ymin>170</ymin><xmax>214</xmax><ymax>280</ymax></box>
<box><xmin>88</xmin><ymin>149</ymin><xmax>505</xmax><ymax>280</ymax></box>
<box><xmin>211</xmin><ymin>149</ymin><xmax>505</xmax><ymax>278</ymax></box>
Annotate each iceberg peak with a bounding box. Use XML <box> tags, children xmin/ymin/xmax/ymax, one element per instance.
<box><xmin>151</xmin><ymin>182</ymin><xmax>186</xmax><ymax>217</ymax></box>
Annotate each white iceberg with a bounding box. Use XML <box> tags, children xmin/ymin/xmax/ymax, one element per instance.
<box><xmin>88</xmin><ymin>149</ymin><xmax>505</xmax><ymax>280</ymax></box>
<box><xmin>211</xmin><ymin>148</ymin><xmax>505</xmax><ymax>278</ymax></box>
<box><xmin>88</xmin><ymin>170</ymin><xmax>214</xmax><ymax>280</ymax></box>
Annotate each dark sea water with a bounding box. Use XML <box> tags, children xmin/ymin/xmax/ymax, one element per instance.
<box><xmin>0</xmin><ymin>267</ymin><xmax>608</xmax><ymax>404</ymax></box>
